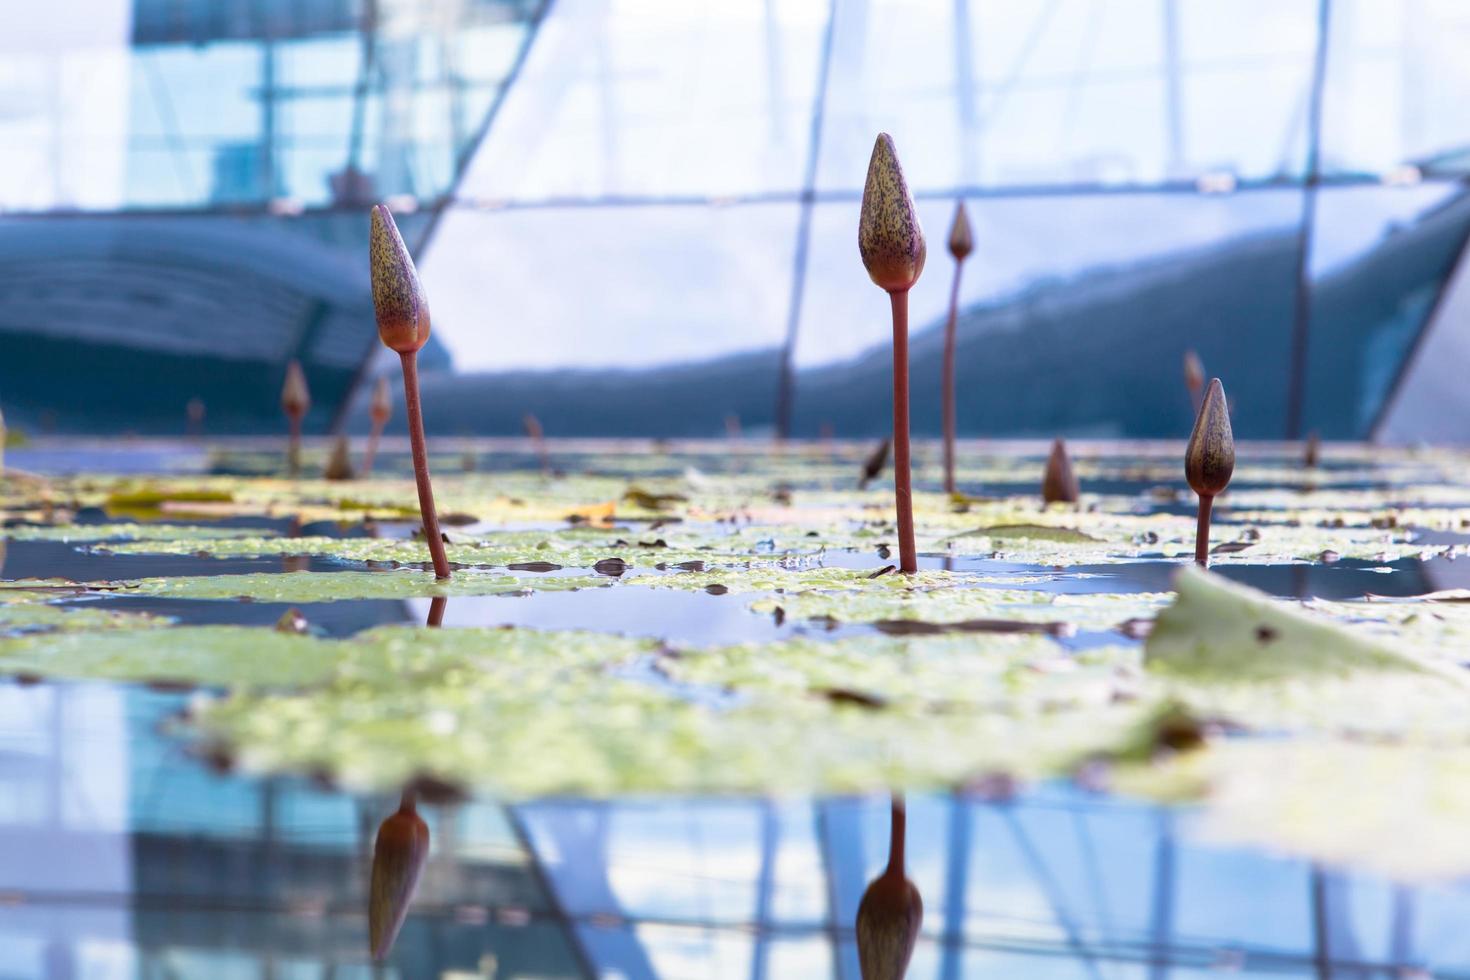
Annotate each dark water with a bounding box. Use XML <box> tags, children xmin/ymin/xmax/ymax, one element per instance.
<box><xmin>5</xmin><ymin>442</ymin><xmax>1470</xmax><ymax>978</ymax></box>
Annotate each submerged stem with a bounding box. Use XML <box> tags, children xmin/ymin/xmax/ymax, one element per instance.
<box><xmin>890</xmin><ymin>290</ymin><xmax>917</xmax><ymax>574</ymax></box>
<box><xmin>399</xmin><ymin>352</ymin><xmax>451</xmax><ymax>579</ymax></box>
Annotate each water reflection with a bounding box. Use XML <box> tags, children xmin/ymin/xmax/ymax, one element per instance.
<box><xmin>856</xmin><ymin>796</ymin><xmax>923</xmax><ymax>980</ymax></box>
<box><xmin>369</xmin><ymin>792</ymin><xmax>430</xmax><ymax>961</ymax></box>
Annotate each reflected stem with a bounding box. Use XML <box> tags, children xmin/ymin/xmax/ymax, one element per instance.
<box><xmin>886</xmin><ymin>794</ymin><xmax>907</xmax><ymax>878</ymax></box>
<box><xmin>426</xmin><ymin>596</ymin><xmax>447</xmax><ymax>627</ymax></box>
<box><xmin>400</xmin><ymin>351</ymin><xmax>451</xmax><ymax>580</ymax></box>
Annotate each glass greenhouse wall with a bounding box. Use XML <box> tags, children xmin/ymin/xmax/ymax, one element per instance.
<box><xmin>418</xmin><ymin>0</ymin><xmax>1470</xmax><ymax>442</ymax></box>
<box><xmin>4</xmin><ymin>0</ymin><xmax>1470</xmax><ymax>440</ymax></box>
<box><xmin>0</xmin><ymin>0</ymin><xmax>543</xmax><ymax>432</ymax></box>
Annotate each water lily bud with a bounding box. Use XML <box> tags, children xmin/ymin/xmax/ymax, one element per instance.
<box><xmin>370</xmin><ymin>205</ymin><xmax>431</xmax><ymax>354</ymax></box>
<box><xmin>859</xmin><ymin>437</ymin><xmax>890</xmax><ymax>490</ymax></box>
<box><xmin>370</xmin><ymin>375</ymin><xmax>392</xmax><ymax>426</ymax></box>
<box><xmin>1304</xmin><ymin>430</ymin><xmax>1320</xmax><ymax>468</ymax></box>
<box><xmin>1186</xmin><ymin>378</ymin><xmax>1234</xmax><ymax>497</ymax></box>
<box><xmin>274</xmin><ymin>607</ymin><xmax>309</xmax><ymax>634</ymax></box>
<box><xmin>856</xmin><ymin>871</ymin><xmax>923</xmax><ymax>980</ymax></box>
<box><xmin>369</xmin><ymin>798</ymin><xmax>430</xmax><ymax>960</ymax></box>
<box><xmin>324</xmin><ymin>434</ymin><xmax>355</xmax><ymax>481</ymax></box>
<box><xmin>859</xmin><ymin>134</ymin><xmax>926</xmax><ymax>293</ymax></box>
<box><xmin>947</xmin><ymin>200</ymin><xmax>973</xmax><ymax>261</ymax></box>
<box><xmin>523</xmin><ymin>413</ymin><xmax>543</xmax><ymax>440</ymax></box>
<box><xmin>281</xmin><ymin>361</ymin><xmax>310</xmax><ymax>419</ymax></box>
<box><xmin>1183</xmin><ymin>350</ymin><xmax>1204</xmax><ymax>396</ymax></box>
<box><xmin>1042</xmin><ymin>438</ymin><xmax>1079</xmax><ymax>504</ymax></box>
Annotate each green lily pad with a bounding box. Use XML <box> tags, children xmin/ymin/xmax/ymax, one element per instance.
<box><xmin>114</xmin><ymin>570</ymin><xmax>611</xmax><ymax>602</ymax></box>
<box><xmin>5</xmin><ymin>523</ymin><xmax>276</xmax><ymax>543</ymax></box>
<box><xmin>962</xmin><ymin>524</ymin><xmax>1101</xmax><ymax>543</ymax></box>
<box><xmin>1145</xmin><ymin>566</ymin><xmax>1463</xmax><ymax>684</ymax></box>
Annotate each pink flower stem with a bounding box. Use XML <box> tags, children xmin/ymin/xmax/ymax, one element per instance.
<box><xmin>399</xmin><ymin>351</ymin><xmax>451</xmax><ymax>580</ymax></box>
<box><xmin>891</xmin><ymin>290</ymin><xmax>917</xmax><ymax>574</ymax></box>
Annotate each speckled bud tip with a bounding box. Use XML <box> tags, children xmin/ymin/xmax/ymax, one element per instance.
<box><xmin>369</xmin><ymin>374</ymin><xmax>392</xmax><ymax>424</ymax></box>
<box><xmin>947</xmin><ymin>200</ymin><xmax>973</xmax><ymax>261</ymax></box>
<box><xmin>1185</xmin><ymin>378</ymin><xmax>1234</xmax><ymax>497</ymax></box>
<box><xmin>370</xmin><ymin>205</ymin><xmax>431</xmax><ymax>354</ymax></box>
<box><xmin>859</xmin><ymin>134</ymin><xmax>926</xmax><ymax>292</ymax></box>
<box><xmin>281</xmin><ymin>360</ymin><xmax>310</xmax><ymax>417</ymax></box>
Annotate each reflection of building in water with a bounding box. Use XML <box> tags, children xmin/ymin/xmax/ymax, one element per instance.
<box><xmin>3</xmin><ymin>704</ymin><xmax>1466</xmax><ymax>978</ymax></box>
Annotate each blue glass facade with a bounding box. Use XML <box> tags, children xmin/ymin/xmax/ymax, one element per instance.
<box><xmin>5</xmin><ymin>0</ymin><xmax>1470</xmax><ymax>438</ymax></box>
<box><xmin>0</xmin><ymin>0</ymin><xmax>544</xmax><ymax>433</ymax></box>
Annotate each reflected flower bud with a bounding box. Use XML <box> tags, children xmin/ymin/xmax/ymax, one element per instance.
<box><xmin>856</xmin><ymin>870</ymin><xmax>923</xmax><ymax>980</ymax></box>
<box><xmin>369</xmin><ymin>797</ymin><xmax>430</xmax><ymax>961</ymax></box>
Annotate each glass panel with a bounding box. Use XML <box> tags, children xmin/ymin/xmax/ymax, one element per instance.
<box><xmin>790</xmin><ymin>190</ymin><xmax>1302</xmax><ymax>439</ymax></box>
<box><xmin>422</xmin><ymin>202</ymin><xmax>800</xmax><ymax>372</ymax></box>
<box><xmin>0</xmin><ymin>1</ymin><xmax>543</xmax><ymax>212</ymax></box>
<box><xmin>816</xmin><ymin>0</ymin><xmax>1317</xmax><ymax>194</ymax></box>
<box><xmin>1302</xmin><ymin>183</ymin><xmax>1470</xmax><ymax>438</ymax></box>
<box><xmin>1321</xmin><ymin>0</ymin><xmax>1470</xmax><ymax>177</ymax></box>
<box><xmin>457</xmin><ymin>0</ymin><xmax>830</xmax><ymax>202</ymax></box>
<box><xmin>0</xmin><ymin>208</ymin><xmax>432</xmax><ymax>433</ymax></box>
<box><xmin>1176</xmin><ymin>0</ymin><xmax>1318</xmax><ymax>180</ymax></box>
<box><xmin>1174</xmin><ymin>847</ymin><xmax>1314</xmax><ymax>957</ymax></box>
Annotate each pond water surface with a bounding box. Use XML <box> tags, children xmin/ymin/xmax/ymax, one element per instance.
<box><xmin>4</xmin><ymin>438</ymin><xmax>1470</xmax><ymax>979</ymax></box>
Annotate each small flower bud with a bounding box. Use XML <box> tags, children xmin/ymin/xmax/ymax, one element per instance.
<box><xmin>1042</xmin><ymin>438</ymin><xmax>1079</xmax><ymax>504</ymax></box>
<box><xmin>1183</xmin><ymin>350</ymin><xmax>1204</xmax><ymax>396</ymax></box>
<box><xmin>1186</xmin><ymin>378</ymin><xmax>1234</xmax><ymax>497</ymax></box>
<box><xmin>370</xmin><ymin>375</ymin><xmax>392</xmax><ymax>426</ymax></box>
<box><xmin>947</xmin><ymin>200</ymin><xmax>973</xmax><ymax>261</ymax></box>
<box><xmin>859</xmin><ymin>134</ymin><xmax>926</xmax><ymax>293</ymax></box>
<box><xmin>324</xmin><ymin>434</ymin><xmax>355</xmax><ymax>480</ymax></box>
<box><xmin>281</xmin><ymin>360</ymin><xmax>310</xmax><ymax>419</ymax></box>
<box><xmin>370</xmin><ymin>205</ymin><xmax>432</xmax><ymax>354</ymax></box>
